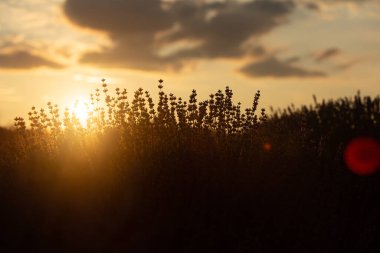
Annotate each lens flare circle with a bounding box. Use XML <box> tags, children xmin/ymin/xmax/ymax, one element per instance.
<box><xmin>263</xmin><ymin>142</ymin><xmax>272</xmax><ymax>152</ymax></box>
<box><xmin>344</xmin><ymin>137</ymin><xmax>380</xmax><ymax>176</ymax></box>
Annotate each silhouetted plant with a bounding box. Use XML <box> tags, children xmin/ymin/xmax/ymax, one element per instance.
<box><xmin>1</xmin><ymin>79</ymin><xmax>379</xmax><ymax>253</ymax></box>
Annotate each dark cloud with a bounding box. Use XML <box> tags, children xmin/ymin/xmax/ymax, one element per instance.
<box><xmin>315</xmin><ymin>48</ymin><xmax>341</xmax><ymax>62</ymax></box>
<box><xmin>64</xmin><ymin>0</ymin><xmax>172</xmax><ymax>34</ymax></box>
<box><xmin>304</xmin><ymin>2</ymin><xmax>320</xmax><ymax>11</ymax></box>
<box><xmin>240</xmin><ymin>57</ymin><xmax>326</xmax><ymax>78</ymax></box>
<box><xmin>285</xmin><ymin>56</ymin><xmax>300</xmax><ymax>63</ymax></box>
<box><xmin>63</xmin><ymin>0</ymin><xmax>295</xmax><ymax>70</ymax></box>
<box><xmin>249</xmin><ymin>45</ymin><xmax>267</xmax><ymax>57</ymax></box>
<box><xmin>0</xmin><ymin>51</ymin><xmax>64</xmax><ymax>69</ymax></box>
<box><xmin>166</xmin><ymin>0</ymin><xmax>295</xmax><ymax>59</ymax></box>
<box><xmin>64</xmin><ymin>0</ymin><xmax>177</xmax><ymax>70</ymax></box>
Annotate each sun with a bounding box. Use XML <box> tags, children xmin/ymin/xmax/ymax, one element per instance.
<box><xmin>72</xmin><ymin>98</ymin><xmax>91</xmax><ymax>127</ymax></box>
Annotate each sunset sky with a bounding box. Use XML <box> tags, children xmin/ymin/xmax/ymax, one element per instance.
<box><xmin>0</xmin><ymin>0</ymin><xmax>379</xmax><ymax>126</ymax></box>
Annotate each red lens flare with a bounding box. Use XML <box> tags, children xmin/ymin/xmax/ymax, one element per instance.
<box><xmin>263</xmin><ymin>142</ymin><xmax>272</xmax><ymax>152</ymax></box>
<box><xmin>344</xmin><ymin>137</ymin><xmax>380</xmax><ymax>176</ymax></box>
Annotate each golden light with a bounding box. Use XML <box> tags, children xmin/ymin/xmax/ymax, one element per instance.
<box><xmin>72</xmin><ymin>98</ymin><xmax>91</xmax><ymax>127</ymax></box>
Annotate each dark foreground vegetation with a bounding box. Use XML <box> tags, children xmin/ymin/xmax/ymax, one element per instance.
<box><xmin>1</xmin><ymin>80</ymin><xmax>380</xmax><ymax>252</ymax></box>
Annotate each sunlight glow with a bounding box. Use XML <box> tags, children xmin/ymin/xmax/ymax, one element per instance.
<box><xmin>72</xmin><ymin>98</ymin><xmax>91</xmax><ymax>127</ymax></box>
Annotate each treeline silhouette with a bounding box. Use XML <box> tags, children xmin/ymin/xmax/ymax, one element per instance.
<box><xmin>1</xmin><ymin>80</ymin><xmax>379</xmax><ymax>252</ymax></box>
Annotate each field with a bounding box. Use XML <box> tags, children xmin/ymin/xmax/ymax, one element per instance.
<box><xmin>1</xmin><ymin>80</ymin><xmax>380</xmax><ymax>252</ymax></box>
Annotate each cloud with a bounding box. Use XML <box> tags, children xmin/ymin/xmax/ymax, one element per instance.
<box><xmin>313</xmin><ymin>47</ymin><xmax>360</xmax><ymax>71</ymax></box>
<box><xmin>303</xmin><ymin>0</ymin><xmax>377</xmax><ymax>5</ymax></box>
<box><xmin>285</xmin><ymin>56</ymin><xmax>301</xmax><ymax>63</ymax></box>
<box><xmin>80</xmin><ymin>34</ymin><xmax>183</xmax><ymax>71</ymax></box>
<box><xmin>336</xmin><ymin>59</ymin><xmax>360</xmax><ymax>70</ymax></box>
<box><xmin>240</xmin><ymin>57</ymin><xmax>326</xmax><ymax>78</ymax></box>
<box><xmin>298</xmin><ymin>0</ymin><xmax>379</xmax><ymax>14</ymax></box>
<box><xmin>0</xmin><ymin>51</ymin><xmax>64</xmax><ymax>69</ymax></box>
<box><xmin>63</xmin><ymin>0</ymin><xmax>295</xmax><ymax>70</ymax></box>
<box><xmin>0</xmin><ymin>0</ymin><xmax>104</xmax><ymax>70</ymax></box>
<box><xmin>165</xmin><ymin>0</ymin><xmax>295</xmax><ymax>59</ymax></box>
<box><xmin>304</xmin><ymin>2</ymin><xmax>320</xmax><ymax>11</ymax></box>
<box><xmin>315</xmin><ymin>48</ymin><xmax>341</xmax><ymax>62</ymax></box>
<box><xmin>63</xmin><ymin>0</ymin><xmax>177</xmax><ymax>70</ymax></box>
<box><xmin>64</xmin><ymin>0</ymin><xmax>172</xmax><ymax>34</ymax></box>
<box><xmin>320</xmin><ymin>0</ymin><xmax>377</xmax><ymax>2</ymax></box>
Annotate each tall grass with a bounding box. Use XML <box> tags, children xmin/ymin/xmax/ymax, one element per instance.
<box><xmin>1</xmin><ymin>80</ymin><xmax>379</xmax><ymax>252</ymax></box>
